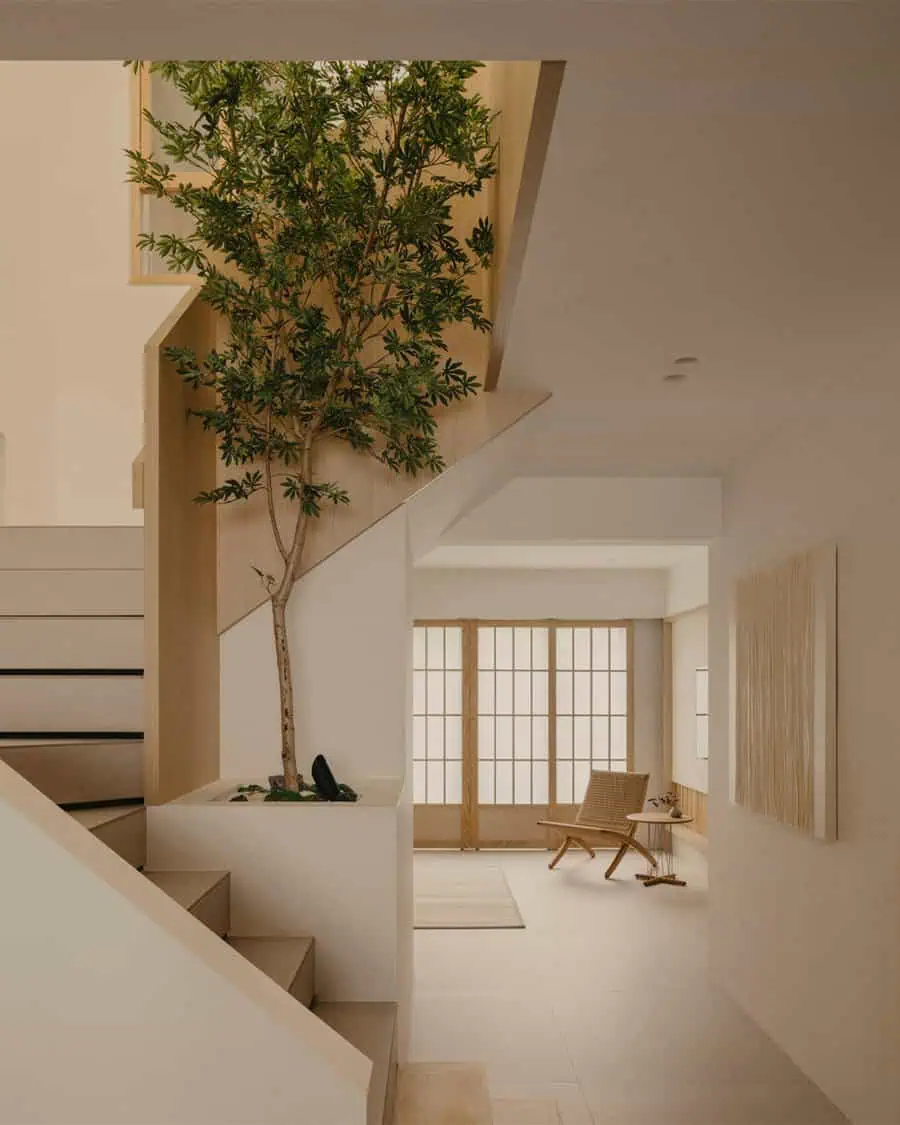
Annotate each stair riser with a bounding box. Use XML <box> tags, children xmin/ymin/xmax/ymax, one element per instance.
<box><xmin>0</xmin><ymin>676</ymin><xmax>143</xmax><ymax>735</ymax></box>
<box><xmin>88</xmin><ymin>810</ymin><xmax>146</xmax><ymax>868</ymax></box>
<box><xmin>289</xmin><ymin>944</ymin><xmax>315</xmax><ymax>1008</ymax></box>
<box><xmin>0</xmin><ymin>570</ymin><xmax>143</xmax><ymax>617</ymax></box>
<box><xmin>0</xmin><ymin>741</ymin><xmax>143</xmax><ymax>805</ymax></box>
<box><xmin>189</xmin><ymin>881</ymin><xmax>230</xmax><ymax>938</ymax></box>
<box><xmin>0</xmin><ymin>617</ymin><xmax>144</xmax><ymax>670</ymax></box>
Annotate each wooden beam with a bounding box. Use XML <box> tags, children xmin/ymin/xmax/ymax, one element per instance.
<box><xmin>484</xmin><ymin>60</ymin><xmax>565</xmax><ymax>391</ymax></box>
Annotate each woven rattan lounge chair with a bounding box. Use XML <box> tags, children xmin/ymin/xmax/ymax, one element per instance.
<box><xmin>538</xmin><ymin>769</ymin><xmax>658</xmax><ymax>878</ymax></box>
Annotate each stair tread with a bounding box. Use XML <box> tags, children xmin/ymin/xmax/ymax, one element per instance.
<box><xmin>396</xmin><ymin>1063</ymin><xmax>493</xmax><ymax>1125</ymax></box>
<box><xmin>68</xmin><ymin>804</ymin><xmax>144</xmax><ymax>830</ymax></box>
<box><xmin>315</xmin><ymin>1001</ymin><xmax>396</xmax><ymax>1125</ymax></box>
<box><xmin>143</xmin><ymin>869</ymin><xmax>230</xmax><ymax>910</ymax></box>
<box><xmin>227</xmin><ymin>937</ymin><xmax>314</xmax><ymax>992</ymax></box>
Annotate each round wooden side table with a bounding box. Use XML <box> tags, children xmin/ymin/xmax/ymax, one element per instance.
<box><xmin>626</xmin><ymin>812</ymin><xmax>694</xmax><ymax>887</ymax></box>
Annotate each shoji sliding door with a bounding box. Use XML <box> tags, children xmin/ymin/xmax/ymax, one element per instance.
<box><xmin>412</xmin><ymin>620</ymin><xmax>633</xmax><ymax>849</ymax></box>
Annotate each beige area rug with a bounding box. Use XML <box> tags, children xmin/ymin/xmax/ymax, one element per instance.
<box><xmin>414</xmin><ymin>863</ymin><xmax>525</xmax><ymax>930</ymax></box>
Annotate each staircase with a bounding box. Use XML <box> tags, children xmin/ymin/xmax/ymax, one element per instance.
<box><xmin>0</xmin><ymin>526</ymin><xmax>559</xmax><ymax>1124</ymax></box>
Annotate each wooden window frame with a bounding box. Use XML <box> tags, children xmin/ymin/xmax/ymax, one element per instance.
<box><xmin>413</xmin><ymin>618</ymin><xmax>635</xmax><ymax>849</ymax></box>
<box><xmin>130</xmin><ymin>64</ymin><xmax>209</xmax><ymax>286</ymax></box>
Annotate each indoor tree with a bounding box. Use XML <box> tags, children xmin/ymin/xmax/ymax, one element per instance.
<box><xmin>127</xmin><ymin>61</ymin><xmax>497</xmax><ymax>795</ymax></box>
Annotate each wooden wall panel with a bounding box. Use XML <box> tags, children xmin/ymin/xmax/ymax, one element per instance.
<box><xmin>672</xmin><ymin>782</ymin><xmax>707</xmax><ymax>838</ymax></box>
<box><xmin>734</xmin><ymin>546</ymin><xmax>837</xmax><ymax>839</ymax></box>
<box><xmin>144</xmin><ymin>291</ymin><xmax>221</xmax><ymax>805</ymax></box>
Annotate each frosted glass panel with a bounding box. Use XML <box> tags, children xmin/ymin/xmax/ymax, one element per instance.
<box><xmin>592</xmin><ymin>717</ymin><xmax>609</xmax><ymax>759</ymax></box>
<box><xmin>495</xmin><ymin>628</ymin><xmax>513</xmax><ymax>669</ymax></box>
<box><xmin>532</xmin><ymin>716</ymin><xmax>549</xmax><ymax>760</ymax></box>
<box><xmin>413</xmin><ymin>761</ymin><xmax>427</xmax><ymax>803</ymax></box>
<box><xmin>514</xmin><ymin>628</ymin><xmax>531</xmax><ymax>668</ymax></box>
<box><xmin>611</xmin><ymin>671</ymin><xmax>628</xmax><ymax>715</ymax></box>
<box><xmin>514</xmin><ymin>761</ymin><xmax>532</xmax><ymax>804</ymax></box>
<box><xmin>140</xmin><ymin>193</ymin><xmax>196</xmax><ymax>277</ymax></box>
<box><xmin>427</xmin><ymin>670</ymin><xmax>444</xmax><ymax>713</ymax></box>
<box><xmin>696</xmin><ymin>667</ymin><xmax>709</xmax><ymax>714</ymax></box>
<box><xmin>426</xmin><ymin>627</ymin><xmax>444</xmax><ymax>669</ymax></box>
<box><xmin>496</xmin><ymin>760</ymin><xmax>513</xmax><ymax>803</ymax></box>
<box><xmin>445</xmin><ymin>761</ymin><xmax>462</xmax><ymax>804</ymax></box>
<box><xmin>532</xmin><ymin>628</ymin><xmax>549</xmax><ymax>670</ymax></box>
<box><xmin>556</xmin><ymin>628</ymin><xmax>573</xmax><ymax>670</ymax></box>
<box><xmin>532</xmin><ymin>762</ymin><xmax>549</xmax><ymax>804</ymax></box>
<box><xmin>495</xmin><ymin>671</ymin><xmax>513</xmax><ymax>715</ymax></box>
<box><xmin>514</xmin><ymin>716</ymin><xmax>531</xmax><ymax>759</ymax></box>
<box><xmin>495</xmin><ymin>716</ymin><xmax>513</xmax><ymax>759</ymax></box>
<box><xmin>444</xmin><ymin>627</ymin><xmax>462</xmax><ymax>669</ymax></box>
<box><xmin>556</xmin><ymin>716</ymin><xmax>573</xmax><ymax>757</ymax></box>
<box><xmin>611</xmin><ymin>716</ymin><xmax>627</xmax><ymax>758</ymax></box>
<box><xmin>557</xmin><ymin>672</ymin><xmax>573</xmax><ymax>715</ymax></box>
<box><xmin>532</xmin><ymin>672</ymin><xmax>549</xmax><ymax>714</ymax></box>
<box><xmin>413</xmin><ymin>671</ymin><xmax>426</xmax><ymax>714</ymax></box>
<box><xmin>478</xmin><ymin>716</ymin><xmax>495</xmax><ymax>759</ymax></box>
<box><xmin>574</xmin><ymin>760</ymin><xmax>591</xmax><ymax>800</ymax></box>
<box><xmin>592</xmin><ymin>628</ymin><xmax>610</xmax><ymax>670</ymax></box>
<box><xmin>610</xmin><ymin>758</ymin><xmax>627</xmax><ymax>773</ymax></box>
<box><xmin>556</xmin><ymin>760</ymin><xmax>573</xmax><ymax>805</ymax></box>
<box><xmin>574</xmin><ymin>716</ymin><xmax>591</xmax><ymax>759</ymax></box>
<box><xmin>592</xmin><ymin>671</ymin><xmax>609</xmax><ymax>715</ymax></box>
<box><xmin>427</xmin><ymin>762</ymin><xmax>444</xmax><ymax>803</ymax></box>
<box><xmin>574</xmin><ymin>671</ymin><xmax>591</xmax><ymax>714</ymax></box>
<box><xmin>445</xmin><ymin>717</ymin><xmax>462</xmax><ymax>760</ymax></box>
<box><xmin>610</xmin><ymin>628</ymin><xmax>628</xmax><ymax>670</ymax></box>
<box><xmin>478</xmin><ymin>671</ymin><xmax>495</xmax><ymax>714</ymax></box>
<box><xmin>426</xmin><ymin>716</ymin><xmax>444</xmax><ymax>759</ymax></box>
<box><xmin>413</xmin><ymin>627</ymin><xmax>426</xmax><ymax>669</ymax></box>
<box><xmin>479</xmin><ymin>762</ymin><xmax>495</xmax><ymax>803</ymax></box>
<box><xmin>445</xmin><ymin>671</ymin><xmax>462</xmax><ymax>715</ymax></box>
<box><xmin>412</xmin><ymin>624</ymin><xmax>465</xmax><ymax>806</ymax></box>
<box><xmin>573</xmin><ymin>628</ymin><xmax>591</xmax><ymax>670</ymax></box>
<box><xmin>514</xmin><ymin>670</ymin><xmax>531</xmax><ymax>712</ymax></box>
<box><xmin>413</xmin><ymin>716</ymin><xmax>426</xmax><ymax>758</ymax></box>
<box><xmin>478</xmin><ymin>628</ymin><xmax>494</xmax><ymax>669</ymax></box>
<box><xmin>148</xmin><ymin>73</ymin><xmax>201</xmax><ymax>171</ymax></box>
<box><xmin>696</xmin><ymin>714</ymin><xmax>709</xmax><ymax>759</ymax></box>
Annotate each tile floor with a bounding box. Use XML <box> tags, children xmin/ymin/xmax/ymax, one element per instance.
<box><xmin>410</xmin><ymin>849</ymin><xmax>847</xmax><ymax>1125</ymax></box>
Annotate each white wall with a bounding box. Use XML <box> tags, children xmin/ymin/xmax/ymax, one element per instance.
<box><xmin>665</xmin><ymin>550</ymin><xmax>709</xmax><ymax>617</ymax></box>
<box><xmin>221</xmin><ymin>508</ymin><xmax>411</xmax><ymax>783</ymax></box>
<box><xmin>442</xmin><ymin>476</ymin><xmax>722</xmax><ymax>545</ymax></box>
<box><xmin>0</xmin><ymin>63</ymin><xmax>185</xmax><ymax>526</ymax></box>
<box><xmin>0</xmin><ymin>761</ymin><xmax>369</xmax><ymax>1125</ymax></box>
<box><xmin>413</xmin><ymin>566</ymin><xmax>667</xmax><ymax>620</ymax></box>
<box><xmin>710</xmin><ymin>384</ymin><xmax>900</xmax><ymax>1124</ymax></box>
<box><xmin>671</xmin><ymin>607</ymin><xmax>708</xmax><ymax>794</ymax></box>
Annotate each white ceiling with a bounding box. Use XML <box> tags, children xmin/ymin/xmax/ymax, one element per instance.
<box><xmin>417</xmin><ymin>543</ymin><xmax>708</xmax><ymax>571</ymax></box>
<box><xmin>502</xmin><ymin>18</ymin><xmax>900</xmax><ymax>476</ymax></box>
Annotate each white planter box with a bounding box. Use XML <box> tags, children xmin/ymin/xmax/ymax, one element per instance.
<box><xmin>147</xmin><ymin>777</ymin><xmax>412</xmax><ymax>1014</ymax></box>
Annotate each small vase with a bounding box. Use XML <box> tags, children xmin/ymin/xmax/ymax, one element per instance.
<box><xmin>669</xmin><ymin>806</ymin><xmax>683</xmax><ymax>819</ymax></box>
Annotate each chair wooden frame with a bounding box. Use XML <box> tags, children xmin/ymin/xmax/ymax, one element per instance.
<box><xmin>538</xmin><ymin>769</ymin><xmax>657</xmax><ymax>879</ymax></box>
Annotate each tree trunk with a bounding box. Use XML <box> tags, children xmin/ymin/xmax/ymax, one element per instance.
<box><xmin>271</xmin><ymin>595</ymin><xmax>300</xmax><ymax>792</ymax></box>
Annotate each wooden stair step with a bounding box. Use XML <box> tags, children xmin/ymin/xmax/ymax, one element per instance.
<box><xmin>143</xmin><ymin>869</ymin><xmax>231</xmax><ymax>937</ymax></box>
<box><xmin>491</xmin><ymin>1098</ymin><xmax>561</xmax><ymax>1124</ymax></box>
<box><xmin>0</xmin><ymin>738</ymin><xmax>143</xmax><ymax>806</ymax></box>
<box><xmin>395</xmin><ymin>1063</ymin><xmax>493</xmax><ymax>1125</ymax></box>
<box><xmin>68</xmin><ymin>803</ymin><xmax>145</xmax><ymax>867</ymax></box>
<box><xmin>314</xmin><ymin>1001</ymin><xmax>397</xmax><ymax>1125</ymax></box>
<box><xmin>228</xmin><ymin>937</ymin><xmax>315</xmax><ymax>1008</ymax></box>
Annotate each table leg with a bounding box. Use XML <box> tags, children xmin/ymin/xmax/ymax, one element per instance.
<box><xmin>635</xmin><ymin>822</ymin><xmax>688</xmax><ymax>887</ymax></box>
